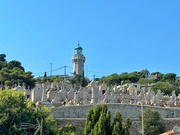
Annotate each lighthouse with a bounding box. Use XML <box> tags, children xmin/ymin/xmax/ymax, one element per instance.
<box><xmin>72</xmin><ymin>43</ymin><xmax>85</xmax><ymax>76</ymax></box>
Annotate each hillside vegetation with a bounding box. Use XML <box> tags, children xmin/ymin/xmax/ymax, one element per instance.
<box><xmin>0</xmin><ymin>53</ymin><xmax>179</xmax><ymax>95</ymax></box>
<box><xmin>96</xmin><ymin>69</ymin><xmax>180</xmax><ymax>95</ymax></box>
<box><xmin>0</xmin><ymin>54</ymin><xmax>35</xmax><ymax>89</ymax></box>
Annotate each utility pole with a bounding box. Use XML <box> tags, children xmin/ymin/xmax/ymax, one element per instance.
<box><xmin>141</xmin><ymin>101</ymin><xmax>144</xmax><ymax>135</ymax></box>
<box><xmin>141</xmin><ymin>73</ymin><xmax>148</xmax><ymax>135</ymax></box>
<box><xmin>50</xmin><ymin>63</ymin><xmax>52</xmax><ymax>77</ymax></box>
<box><xmin>64</xmin><ymin>66</ymin><xmax>66</xmax><ymax>76</ymax></box>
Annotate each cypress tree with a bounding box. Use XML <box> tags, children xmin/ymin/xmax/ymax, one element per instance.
<box><xmin>84</xmin><ymin>104</ymin><xmax>110</xmax><ymax>135</ymax></box>
<box><xmin>92</xmin><ymin>105</ymin><xmax>102</xmax><ymax>126</ymax></box>
<box><xmin>44</xmin><ymin>72</ymin><xmax>47</xmax><ymax>77</ymax></box>
<box><xmin>123</xmin><ymin>117</ymin><xmax>131</xmax><ymax>135</ymax></box>
<box><xmin>84</xmin><ymin>105</ymin><xmax>102</xmax><ymax>135</ymax></box>
<box><xmin>93</xmin><ymin>122</ymin><xmax>99</xmax><ymax>135</ymax></box>
<box><xmin>84</xmin><ymin>108</ymin><xmax>93</xmax><ymax>135</ymax></box>
<box><xmin>112</xmin><ymin>122</ymin><xmax>122</xmax><ymax>135</ymax></box>
<box><xmin>84</xmin><ymin>104</ymin><xmax>131</xmax><ymax>135</ymax></box>
<box><xmin>105</xmin><ymin>110</ymin><xmax>111</xmax><ymax>135</ymax></box>
<box><xmin>97</xmin><ymin>113</ymin><xmax>106</xmax><ymax>135</ymax></box>
<box><xmin>112</xmin><ymin>111</ymin><xmax>124</xmax><ymax>135</ymax></box>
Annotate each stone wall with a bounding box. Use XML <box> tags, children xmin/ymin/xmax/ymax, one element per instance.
<box><xmin>53</xmin><ymin>104</ymin><xmax>180</xmax><ymax>135</ymax></box>
<box><xmin>162</xmin><ymin>118</ymin><xmax>180</xmax><ymax>131</ymax></box>
<box><xmin>57</xmin><ymin>118</ymin><xmax>180</xmax><ymax>135</ymax></box>
<box><xmin>52</xmin><ymin>103</ymin><xmax>180</xmax><ymax>119</ymax></box>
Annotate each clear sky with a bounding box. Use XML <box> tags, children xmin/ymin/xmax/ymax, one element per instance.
<box><xmin>0</xmin><ymin>1</ymin><xmax>180</xmax><ymax>79</ymax></box>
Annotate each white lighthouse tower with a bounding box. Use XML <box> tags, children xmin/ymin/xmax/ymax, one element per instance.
<box><xmin>72</xmin><ymin>43</ymin><xmax>86</xmax><ymax>76</ymax></box>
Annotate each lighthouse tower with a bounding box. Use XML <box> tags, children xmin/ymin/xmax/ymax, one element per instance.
<box><xmin>72</xmin><ymin>43</ymin><xmax>86</xmax><ymax>76</ymax></box>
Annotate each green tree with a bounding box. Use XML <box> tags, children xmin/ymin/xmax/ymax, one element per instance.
<box><xmin>0</xmin><ymin>56</ymin><xmax>35</xmax><ymax>89</ymax></box>
<box><xmin>140</xmin><ymin>69</ymin><xmax>150</xmax><ymax>78</ymax></box>
<box><xmin>151</xmin><ymin>72</ymin><xmax>164</xmax><ymax>81</ymax></box>
<box><xmin>123</xmin><ymin>117</ymin><xmax>131</xmax><ymax>135</ymax></box>
<box><xmin>80</xmin><ymin>72</ymin><xmax>88</xmax><ymax>87</ymax></box>
<box><xmin>59</xmin><ymin>124</ymin><xmax>76</xmax><ymax>135</ymax></box>
<box><xmin>84</xmin><ymin>104</ymin><xmax>110</xmax><ymax>135</ymax></box>
<box><xmin>163</xmin><ymin>73</ymin><xmax>176</xmax><ymax>84</ymax></box>
<box><xmin>137</xmin><ymin>78</ymin><xmax>148</xmax><ymax>84</ymax></box>
<box><xmin>44</xmin><ymin>72</ymin><xmax>47</xmax><ymax>77</ymax></box>
<box><xmin>98</xmin><ymin>74</ymin><xmax>121</xmax><ymax>86</ymax></box>
<box><xmin>0</xmin><ymin>54</ymin><xmax>7</xmax><ymax>70</ymax></box>
<box><xmin>94</xmin><ymin>113</ymin><xmax>106</xmax><ymax>135</ymax></box>
<box><xmin>0</xmin><ymin>88</ymin><xmax>60</xmax><ymax>135</ymax></box>
<box><xmin>119</xmin><ymin>74</ymin><xmax>129</xmax><ymax>83</ymax></box>
<box><xmin>105</xmin><ymin>109</ymin><xmax>111</xmax><ymax>134</ymax></box>
<box><xmin>130</xmin><ymin>71</ymin><xmax>142</xmax><ymax>79</ymax></box>
<box><xmin>7</xmin><ymin>60</ymin><xmax>25</xmax><ymax>71</ymax></box>
<box><xmin>0</xmin><ymin>67</ymin><xmax>35</xmax><ymax>89</ymax></box>
<box><xmin>0</xmin><ymin>61</ymin><xmax>7</xmax><ymax>70</ymax></box>
<box><xmin>84</xmin><ymin>104</ymin><xmax>131</xmax><ymax>135</ymax></box>
<box><xmin>139</xmin><ymin>108</ymin><xmax>164</xmax><ymax>135</ymax></box>
<box><xmin>151</xmin><ymin>81</ymin><xmax>176</xmax><ymax>95</ymax></box>
<box><xmin>112</xmin><ymin>111</ymin><xmax>124</xmax><ymax>135</ymax></box>
<box><xmin>70</xmin><ymin>74</ymin><xmax>88</xmax><ymax>87</ymax></box>
<box><xmin>127</xmin><ymin>74</ymin><xmax>139</xmax><ymax>83</ymax></box>
<box><xmin>137</xmin><ymin>78</ymin><xmax>157</xmax><ymax>84</ymax></box>
<box><xmin>0</xmin><ymin>54</ymin><xmax>7</xmax><ymax>62</ymax></box>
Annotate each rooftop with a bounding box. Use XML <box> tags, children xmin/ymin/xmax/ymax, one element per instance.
<box><xmin>75</xmin><ymin>44</ymin><xmax>83</xmax><ymax>50</ymax></box>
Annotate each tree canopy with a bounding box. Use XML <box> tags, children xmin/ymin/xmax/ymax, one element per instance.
<box><xmin>0</xmin><ymin>54</ymin><xmax>6</xmax><ymax>62</ymax></box>
<box><xmin>163</xmin><ymin>73</ymin><xmax>176</xmax><ymax>84</ymax></box>
<box><xmin>0</xmin><ymin>54</ymin><xmax>35</xmax><ymax>89</ymax></box>
<box><xmin>0</xmin><ymin>88</ymin><xmax>59</xmax><ymax>134</ymax></box>
<box><xmin>139</xmin><ymin>108</ymin><xmax>164</xmax><ymax>135</ymax></box>
<box><xmin>97</xmin><ymin>69</ymin><xmax>179</xmax><ymax>96</ymax></box>
<box><xmin>70</xmin><ymin>74</ymin><xmax>89</xmax><ymax>87</ymax></box>
<box><xmin>151</xmin><ymin>81</ymin><xmax>176</xmax><ymax>95</ymax></box>
<box><xmin>0</xmin><ymin>88</ymin><xmax>75</xmax><ymax>135</ymax></box>
<box><xmin>84</xmin><ymin>104</ymin><xmax>131</xmax><ymax>135</ymax></box>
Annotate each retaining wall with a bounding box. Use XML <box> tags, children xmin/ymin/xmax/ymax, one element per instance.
<box><xmin>52</xmin><ymin>103</ymin><xmax>180</xmax><ymax>119</ymax></box>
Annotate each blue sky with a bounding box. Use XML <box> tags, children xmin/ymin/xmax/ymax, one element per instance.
<box><xmin>0</xmin><ymin>1</ymin><xmax>180</xmax><ymax>79</ymax></box>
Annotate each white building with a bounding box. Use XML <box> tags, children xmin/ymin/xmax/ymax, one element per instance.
<box><xmin>147</xmin><ymin>75</ymin><xmax>157</xmax><ymax>80</ymax></box>
<box><xmin>72</xmin><ymin>44</ymin><xmax>85</xmax><ymax>76</ymax></box>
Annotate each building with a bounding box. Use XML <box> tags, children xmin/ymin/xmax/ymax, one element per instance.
<box><xmin>72</xmin><ymin>43</ymin><xmax>85</xmax><ymax>76</ymax></box>
<box><xmin>147</xmin><ymin>75</ymin><xmax>157</xmax><ymax>80</ymax></box>
<box><xmin>176</xmin><ymin>76</ymin><xmax>180</xmax><ymax>80</ymax></box>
